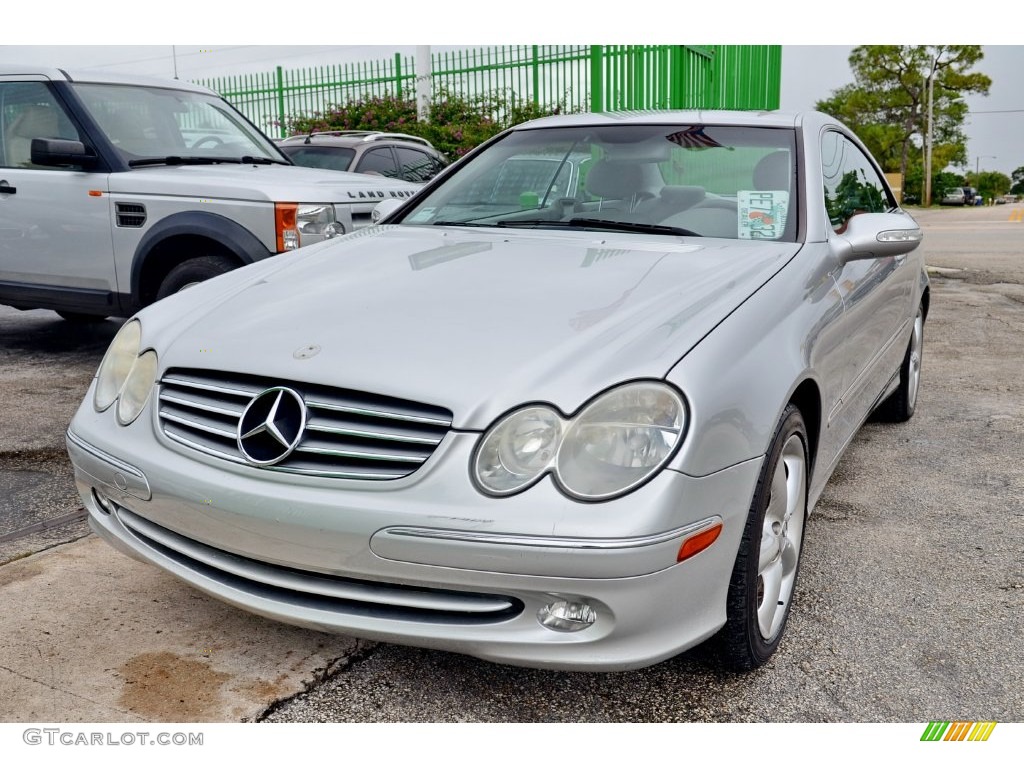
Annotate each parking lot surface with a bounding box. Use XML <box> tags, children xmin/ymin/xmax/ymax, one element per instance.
<box><xmin>1</xmin><ymin>204</ymin><xmax>1022</xmax><ymax>722</ymax></box>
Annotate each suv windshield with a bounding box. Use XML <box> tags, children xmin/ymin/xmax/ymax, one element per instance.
<box><xmin>71</xmin><ymin>83</ymin><xmax>283</xmax><ymax>164</ymax></box>
<box><xmin>399</xmin><ymin>123</ymin><xmax>798</xmax><ymax>241</ymax></box>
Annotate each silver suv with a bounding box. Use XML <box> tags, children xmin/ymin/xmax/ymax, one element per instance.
<box><xmin>0</xmin><ymin>67</ymin><xmax>420</xmax><ymax>321</ymax></box>
<box><xmin>277</xmin><ymin>131</ymin><xmax>448</xmax><ymax>183</ymax></box>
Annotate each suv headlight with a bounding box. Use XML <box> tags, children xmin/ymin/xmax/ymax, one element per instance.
<box><xmin>93</xmin><ymin>320</ymin><xmax>159</xmax><ymax>425</ymax></box>
<box><xmin>473</xmin><ymin>382</ymin><xmax>687</xmax><ymax>501</ymax></box>
<box><xmin>275</xmin><ymin>203</ymin><xmax>345</xmax><ymax>251</ymax></box>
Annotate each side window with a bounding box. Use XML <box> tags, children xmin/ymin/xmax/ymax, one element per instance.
<box><xmin>0</xmin><ymin>82</ymin><xmax>81</xmax><ymax>169</ymax></box>
<box><xmin>355</xmin><ymin>147</ymin><xmax>399</xmax><ymax>178</ymax></box>
<box><xmin>821</xmin><ymin>131</ymin><xmax>892</xmax><ymax>232</ymax></box>
<box><xmin>395</xmin><ymin>147</ymin><xmax>443</xmax><ymax>182</ymax></box>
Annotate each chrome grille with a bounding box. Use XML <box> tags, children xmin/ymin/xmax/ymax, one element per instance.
<box><xmin>158</xmin><ymin>369</ymin><xmax>452</xmax><ymax>480</ymax></box>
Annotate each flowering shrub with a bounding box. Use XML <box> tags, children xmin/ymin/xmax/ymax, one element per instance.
<box><xmin>284</xmin><ymin>88</ymin><xmax>570</xmax><ymax>159</ymax></box>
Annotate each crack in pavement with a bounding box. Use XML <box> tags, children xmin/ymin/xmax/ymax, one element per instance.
<box><xmin>0</xmin><ymin>662</ymin><xmax>145</xmax><ymax>721</ymax></box>
<box><xmin>253</xmin><ymin>640</ymin><xmax>380</xmax><ymax>722</ymax></box>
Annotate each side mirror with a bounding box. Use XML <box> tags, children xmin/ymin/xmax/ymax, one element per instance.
<box><xmin>371</xmin><ymin>198</ymin><xmax>405</xmax><ymax>224</ymax></box>
<box><xmin>31</xmin><ymin>138</ymin><xmax>99</xmax><ymax>170</ymax></box>
<box><xmin>833</xmin><ymin>211</ymin><xmax>923</xmax><ymax>263</ymax></box>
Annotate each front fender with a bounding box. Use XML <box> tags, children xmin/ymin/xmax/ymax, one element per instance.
<box><xmin>129</xmin><ymin>210</ymin><xmax>273</xmax><ymax>305</ymax></box>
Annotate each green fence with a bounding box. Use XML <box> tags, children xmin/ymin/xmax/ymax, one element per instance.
<box><xmin>196</xmin><ymin>45</ymin><xmax>781</xmax><ymax>137</ymax></box>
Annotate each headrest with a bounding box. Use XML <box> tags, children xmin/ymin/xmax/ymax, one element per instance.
<box><xmin>753</xmin><ymin>151</ymin><xmax>792</xmax><ymax>191</ymax></box>
<box><xmin>585</xmin><ymin>160</ymin><xmax>647</xmax><ymax>199</ymax></box>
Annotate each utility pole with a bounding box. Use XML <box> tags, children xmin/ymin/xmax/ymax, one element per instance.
<box><xmin>924</xmin><ymin>56</ymin><xmax>935</xmax><ymax>207</ymax></box>
<box><xmin>415</xmin><ymin>46</ymin><xmax>431</xmax><ymax>123</ymax></box>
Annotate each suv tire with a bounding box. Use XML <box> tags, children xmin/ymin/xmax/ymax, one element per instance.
<box><xmin>156</xmin><ymin>255</ymin><xmax>237</xmax><ymax>301</ymax></box>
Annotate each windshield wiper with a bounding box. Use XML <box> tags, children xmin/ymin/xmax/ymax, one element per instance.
<box><xmin>567</xmin><ymin>218</ymin><xmax>701</xmax><ymax>237</ymax></box>
<box><xmin>431</xmin><ymin>220</ymin><xmax>496</xmax><ymax>227</ymax></box>
<box><xmin>128</xmin><ymin>155</ymin><xmax>282</xmax><ymax>168</ymax></box>
<box><xmin>241</xmin><ymin>156</ymin><xmax>289</xmax><ymax>165</ymax></box>
<box><xmin>432</xmin><ymin>217</ymin><xmax>701</xmax><ymax>236</ymax></box>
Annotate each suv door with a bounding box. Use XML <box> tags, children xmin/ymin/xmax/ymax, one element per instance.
<box><xmin>0</xmin><ymin>78</ymin><xmax>116</xmax><ymax>313</ymax></box>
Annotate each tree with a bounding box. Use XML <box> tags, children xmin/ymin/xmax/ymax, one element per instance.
<box><xmin>968</xmin><ymin>170</ymin><xmax>1011</xmax><ymax>202</ymax></box>
<box><xmin>816</xmin><ymin>46</ymin><xmax>991</xmax><ymax>203</ymax></box>
<box><xmin>1012</xmin><ymin>167</ymin><xmax>1024</xmax><ymax>197</ymax></box>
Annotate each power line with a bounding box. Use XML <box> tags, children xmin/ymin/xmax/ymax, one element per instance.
<box><xmin>74</xmin><ymin>46</ymin><xmax>256</xmax><ymax>71</ymax></box>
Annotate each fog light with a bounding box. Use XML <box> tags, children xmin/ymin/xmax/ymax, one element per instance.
<box><xmin>538</xmin><ymin>600</ymin><xmax>597</xmax><ymax>632</ymax></box>
<box><xmin>92</xmin><ymin>488</ymin><xmax>114</xmax><ymax>515</ymax></box>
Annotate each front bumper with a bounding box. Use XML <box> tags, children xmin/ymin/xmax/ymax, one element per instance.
<box><xmin>68</xmin><ymin>417</ymin><xmax>762</xmax><ymax>671</ymax></box>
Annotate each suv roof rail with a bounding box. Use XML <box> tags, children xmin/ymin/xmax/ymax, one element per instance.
<box><xmin>362</xmin><ymin>132</ymin><xmax>434</xmax><ymax>148</ymax></box>
<box><xmin>292</xmin><ymin>130</ymin><xmax>435</xmax><ymax>149</ymax></box>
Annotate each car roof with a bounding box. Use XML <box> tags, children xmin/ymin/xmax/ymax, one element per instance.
<box><xmin>0</xmin><ymin>64</ymin><xmax>217</xmax><ymax>95</ymax></box>
<box><xmin>514</xmin><ymin>109</ymin><xmax>807</xmax><ymax>130</ymax></box>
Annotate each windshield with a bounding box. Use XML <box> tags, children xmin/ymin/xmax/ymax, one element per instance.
<box><xmin>71</xmin><ymin>83</ymin><xmax>284</xmax><ymax>164</ymax></box>
<box><xmin>399</xmin><ymin>123</ymin><xmax>798</xmax><ymax>241</ymax></box>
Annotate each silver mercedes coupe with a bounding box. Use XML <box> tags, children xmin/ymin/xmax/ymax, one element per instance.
<box><xmin>67</xmin><ymin>110</ymin><xmax>927</xmax><ymax>671</ymax></box>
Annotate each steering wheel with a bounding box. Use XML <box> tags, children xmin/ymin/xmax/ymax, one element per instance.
<box><xmin>192</xmin><ymin>135</ymin><xmax>225</xmax><ymax>149</ymax></box>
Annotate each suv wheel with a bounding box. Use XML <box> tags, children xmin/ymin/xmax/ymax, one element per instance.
<box><xmin>156</xmin><ymin>255</ymin><xmax>237</xmax><ymax>301</ymax></box>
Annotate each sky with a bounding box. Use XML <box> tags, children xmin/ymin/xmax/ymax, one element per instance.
<box><xmin>2</xmin><ymin>6</ymin><xmax>1020</xmax><ymax>177</ymax></box>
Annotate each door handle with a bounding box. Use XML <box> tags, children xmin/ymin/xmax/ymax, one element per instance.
<box><xmin>0</xmin><ymin>180</ymin><xmax>16</xmax><ymax>195</ymax></box>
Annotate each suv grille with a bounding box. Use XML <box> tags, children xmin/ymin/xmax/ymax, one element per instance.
<box><xmin>157</xmin><ymin>369</ymin><xmax>452</xmax><ymax>480</ymax></box>
<box><xmin>115</xmin><ymin>202</ymin><xmax>147</xmax><ymax>228</ymax></box>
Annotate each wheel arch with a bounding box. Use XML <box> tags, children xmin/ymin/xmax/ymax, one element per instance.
<box><xmin>787</xmin><ymin>378</ymin><xmax>822</xmax><ymax>482</ymax></box>
<box><xmin>129</xmin><ymin>211</ymin><xmax>273</xmax><ymax>309</ymax></box>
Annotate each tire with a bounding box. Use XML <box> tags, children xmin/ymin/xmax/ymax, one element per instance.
<box><xmin>717</xmin><ymin>404</ymin><xmax>808</xmax><ymax>670</ymax></box>
<box><xmin>874</xmin><ymin>305</ymin><xmax>924</xmax><ymax>423</ymax></box>
<box><xmin>56</xmin><ymin>311</ymin><xmax>108</xmax><ymax>323</ymax></box>
<box><xmin>155</xmin><ymin>255</ymin><xmax>237</xmax><ymax>301</ymax></box>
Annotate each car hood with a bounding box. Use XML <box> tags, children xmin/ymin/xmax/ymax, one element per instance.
<box><xmin>107</xmin><ymin>164</ymin><xmax>419</xmax><ymax>204</ymax></box>
<box><xmin>145</xmin><ymin>226</ymin><xmax>800</xmax><ymax>428</ymax></box>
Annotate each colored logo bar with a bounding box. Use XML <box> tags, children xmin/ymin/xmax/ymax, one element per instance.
<box><xmin>921</xmin><ymin>721</ymin><xmax>997</xmax><ymax>741</ymax></box>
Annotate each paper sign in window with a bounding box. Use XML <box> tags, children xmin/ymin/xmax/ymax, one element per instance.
<box><xmin>738</xmin><ymin>190</ymin><xmax>788</xmax><ymax>240</ymax></box>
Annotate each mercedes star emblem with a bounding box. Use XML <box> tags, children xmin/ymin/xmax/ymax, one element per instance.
<box><xmin>237</xmin><ymin>387</ymin><xmax>307</xmax><ymax>466</ymax></box>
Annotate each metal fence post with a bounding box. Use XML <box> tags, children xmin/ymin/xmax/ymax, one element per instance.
<box><xmin>275</xmin><ymin>66</ymin><xmax>285</xmax><ymax>137</ymax></box>
<box><xmin>532</xmin><ymin>45</ymin><xmax>540</xmax><ymax>109</ymax></box>
<box><xmin>590</xmin><ymin>45</ymin><xmax>603</xmax><ymax>112</ymax></box>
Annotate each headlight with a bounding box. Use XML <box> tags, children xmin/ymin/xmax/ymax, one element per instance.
<box><xmin>94</xmin><ymin>320</ymin><xmax>141</xmax><ymax>411</ymax></box>
<box><xmin>473</xmin><ymin>382</ymin><xmax>687</xmax><ymax>501</ymax></box>
<box><xmin>474</xmin><ymin>406</ymin><xmax>563</xmax><ymax>495</ymax></box>
<box><xmin>557</xmin><ymin>383</ymin><xmax>686</xmax><ymax>500</ymax></box>
<box><xmin>275</xmin><ymin>203</ymin><xmax>344</xmax><ymax>251</ymax></box>
<box><xmin>297</xmin><ymin>204</ymin><xmax>344</xmax><ymax>239</ymax></box>
<box><xmin>116</xmin><ymin>350</ymin><xmax>158</xmax><ymax>425</ymax></box>
<box><xmin>93</xmin><ymin>319</ymin><xmax>159</xmax><ymax>425</ymax></box>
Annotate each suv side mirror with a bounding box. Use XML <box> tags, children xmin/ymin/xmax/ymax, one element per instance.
<box><xmin>834</xmin><ymin>211</ymin><xmax>923</xmax><ymax>263</ymax></box>
<box><xmin>31</xmin><ymin>138</ymin><xmax>100</xmax><ymax>170</ymax></box>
